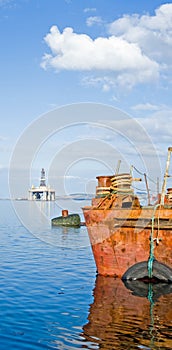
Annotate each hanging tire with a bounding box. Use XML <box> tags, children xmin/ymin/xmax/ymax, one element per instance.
<box><xmin>122</xmin><ymin>260</ymin><xmax>172</xmax><ymax>283</ymax></box>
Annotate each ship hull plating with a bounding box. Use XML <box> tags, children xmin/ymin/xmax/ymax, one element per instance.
<box><xmin>83</xmin><ymin>207</ymin><xmax>172</xmax><ymax>277</ymax></box>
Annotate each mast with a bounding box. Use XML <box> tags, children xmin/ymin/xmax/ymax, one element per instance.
<box><xmin>160</xmin><ymin>147</ymin><xmax>172</xmax><ymax>205</ymax></box>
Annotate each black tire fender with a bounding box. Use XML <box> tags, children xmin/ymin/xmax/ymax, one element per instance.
<box><xmin>122</xmin><ymin>260</ymin><xmax>172</xmax><ymax>283</ymax></box>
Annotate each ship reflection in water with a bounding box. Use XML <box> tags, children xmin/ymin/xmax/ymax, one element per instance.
<box><xmin>82</xmin><ymin>276</ymin><xmax>172</xmax><ymax>349</ymax></box>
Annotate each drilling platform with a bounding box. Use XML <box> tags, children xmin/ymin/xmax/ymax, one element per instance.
<box><xmin>28</xmin><ymin>168</ymin><xmax>55</xmax><ymax>201</ymax></box>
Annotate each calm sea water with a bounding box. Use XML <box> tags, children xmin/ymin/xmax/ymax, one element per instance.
<box><xmin>0</xmin><ymin>200</ymin><xmax>172</xmax><ymax>350</ymax></box>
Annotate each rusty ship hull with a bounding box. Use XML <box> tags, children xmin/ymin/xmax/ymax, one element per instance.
<box><xmin>82</xmin><ymin>148</ymin><xmax>172</xmax><ymax>280</ymax></box>
<box><xmin>83</xmin><ymin>205</ymin><xmax>172</xmax><ymax>277</ymax></box>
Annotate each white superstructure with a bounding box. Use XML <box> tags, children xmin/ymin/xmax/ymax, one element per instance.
<box><xmin>28</xmin><ymin>168</ymin><xmax>55</xmax><ymax>201</ymax></box>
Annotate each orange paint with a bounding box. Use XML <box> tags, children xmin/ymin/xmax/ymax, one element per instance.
<box><xmin>83</xmin><ymin>173</ymin><xmax>172</xmax><ymax>278</ymax></box>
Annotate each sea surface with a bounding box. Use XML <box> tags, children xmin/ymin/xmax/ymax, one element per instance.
<box><xmin>0</xmin><ymin>199</ymin><xmax>172</xmax><ymax>350</ymax></box>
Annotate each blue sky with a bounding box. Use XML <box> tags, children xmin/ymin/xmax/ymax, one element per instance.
<box><xmin>1</xmin><ymin>0</ymin><xmax>172</xmax><ymax>198</ymax></box>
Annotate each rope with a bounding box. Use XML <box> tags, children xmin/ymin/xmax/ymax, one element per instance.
<box><xmin>147</xmin><ymin>204</ymin><xmax>160</xmax><ymax>278</ymax></box>
<box><xmin>132</xmin><ymin>165</ymin><xmax>157</xmax><ymax>184</ymax></box>
<box><xmin>95</xmin><ymin>193</ymin><xmax>111</xmax><ymax>208</ymax></box>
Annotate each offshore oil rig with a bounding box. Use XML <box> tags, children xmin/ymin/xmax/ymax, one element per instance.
<box><xmin>28</xmin><ymin>168</ymin><xmax>55</xmax><ymax>201</ymax></box>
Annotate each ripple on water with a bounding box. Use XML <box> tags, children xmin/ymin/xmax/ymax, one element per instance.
<box><xmin>0</xmin><ymin>201</ymin><xmax>172</xmax><ymax>350</ymax></box>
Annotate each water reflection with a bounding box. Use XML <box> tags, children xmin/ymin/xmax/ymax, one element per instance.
<box><xmin>11</xmin><ymin>200</ymin><xmax>90</xmax><ymax>248</ymax></box>
<box><xmin>83</xmin><ymin>276</ymin><xmax>172</xmax><ymax>349</ymax></box>
<box><xmin>124</xmin><ymin>279</ymin><xmax>172</xmax><ymax>302</ymax></box>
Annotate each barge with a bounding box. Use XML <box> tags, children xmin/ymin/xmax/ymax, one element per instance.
<box><xmin>82</xmin><ymin>148</ymin><xmax>172</xmax><ymax>281</ymax></box>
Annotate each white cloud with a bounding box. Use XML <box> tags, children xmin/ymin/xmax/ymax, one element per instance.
<box><xmin>41</xmin><ymin>4</ymin><xmax>172</xmax><ymax>90</ymax></box>
<box><xmin>0</xmin><ymin>0</ymin><xmax>14</xmax><ymax>7</ymax></box>
<box><xmin>82</xmin><ymin>75</ymin><xmax>118</xmax><ymax>91</ymax></box>
<box><xmin>41</xmin><ymin>25</ymin><xmax>159</xmax><ymax>88</ymax></box>
<box><xmin>86</xmin><ymin>16</ymin><xmax>103</xmax><ymax>27</ymax></box>
<box><xmin>84</xmin><ymin>8</ymin><xmax>96</xmax><ymax>13</ymax></box>
<box><xmin>108</xmin><ymin>3</ymin><xmax>172</xmax><ymax>65</ymax></box>
<box><xmin>131</xmin><ymin>103</ymin><xmax>161</xmax><ymax>111</ymax></box>
<box><xmin>136</xmin><ymin>109</ymin><xmax>172</xmax><ymax>144</ymax></box>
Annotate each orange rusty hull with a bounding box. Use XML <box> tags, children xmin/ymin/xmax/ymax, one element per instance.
<box><xmin>83</xmin><ymin>206</ymin><xmax>172</xmax><ymax>277</ymax></box>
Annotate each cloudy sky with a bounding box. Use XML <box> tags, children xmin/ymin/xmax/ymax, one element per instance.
<box><xmin>1</xmin><ymin>0</ymin><xmax>172</xmax><ymax>198</ymax></box>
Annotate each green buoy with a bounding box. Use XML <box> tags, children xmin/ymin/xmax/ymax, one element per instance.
<box><xmin>51</xmin><ymin>210</ymin><xmax>81</xmax><ymax>227</ymax></box>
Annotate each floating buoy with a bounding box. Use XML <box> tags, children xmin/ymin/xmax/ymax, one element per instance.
<box><xmin>51</xmin><ymin>210</ymin><xmax>81</xmax><ymax>227</ymax></box>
